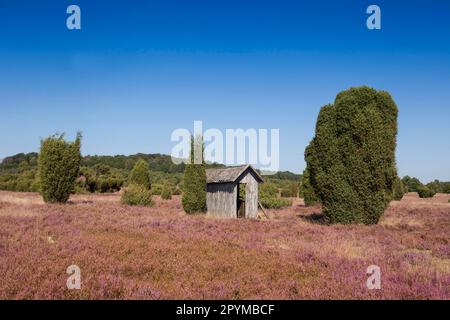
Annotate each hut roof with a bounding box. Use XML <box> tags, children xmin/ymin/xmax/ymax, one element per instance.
<box><xmin>206</xmin><ymin>164</ymin><xmax>264</xmax><ymax>184</ymax></box>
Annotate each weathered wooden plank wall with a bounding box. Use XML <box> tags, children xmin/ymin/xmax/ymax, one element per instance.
<box><xmin>206</xmin><ymin>183</ymin><xmax>237</xmax><ymax>218</ymax></box>
<box><xmin>240</xmin><ymin>171</ymin><xmax>259</xmax><ymax>219</ymax></box>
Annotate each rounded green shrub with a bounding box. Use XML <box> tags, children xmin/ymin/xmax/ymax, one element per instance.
<box><xmin>259</xmin><ymin>182</ymin><xmax>279</xmax><ymax>198</ymax></box>
<box><xmin>31</xmin><ymin>177</ymin><xmax>41</xmax><ymax>193</ymax></box>
<box><xmin>392</xmin><ymin>176</ymin><xmax>406</xmax><ymax>200</ymax></box>
<box><xmin>305</xmin><ymin>87</ymin><xmax>398</xmax><ymax>224</ymax></box>
<box><xmin>280</xmin><ymin>182</ymin><xmax>298</xmax><ymax>198</ymax></box>
<box><xmin>15</xmin><ymin>170</ymin><xmax>35</xmax><ymax>192</ymax></box>
<box><xmin>161</xmin><ymin>184</ymin><xmax>172</xmax><ymax>200</ymax></box>
<box><xmin>417</xmin><ymin>185</ymin><xmax>435</xmax><ymax>198</ymax></box>
<box><xmin>121</xmin><ymin>184</ymin><xmax>154</xmax><ymax>206</ymax></box>
<box><xmin>401</xmin><ymin>176</ymin><xmax>423</xmax><ymax>192</ymax></box>
<box><xmin>259</xmin><ymin>182</ymin><xmax>292</xmax><ymax>209</ymax></box>
<box><xmin>260</xmin><ymin>196</ymin><xmax>292</xmax><ymax>209</ymax></box>
<box><xmin>129</xmin><ymin>159</ymin><xmax>151</xmax><ymax>189</ymax></box>
<box><xmin>300</xmin><ymin>167</ymin><xmax>320</xmax><ymax>206</ymax></box>
<box><xmin>151</xmin><ymin>183</ymin><xmax>163</xmax><ymax>195</ymax></box>
<box><xmin>38</xmin><ymin>133</ymin><xmax>82</xmax><ymax>203</ymax></box>
<box><xmin>426</xmin><ymin>180</ymin><xmax>450</xmax><ymax>194</ymax></box>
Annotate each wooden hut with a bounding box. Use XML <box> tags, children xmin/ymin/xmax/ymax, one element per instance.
<box><xmin>206</xmin><ymin>165</ymin><xmax>263</xmax><ymax>219</ymax></box>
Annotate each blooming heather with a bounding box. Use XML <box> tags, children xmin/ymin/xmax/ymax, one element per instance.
<box><xmin>0</xmin><ymin>191</ymin><xmax>448</xmax><ymax>299</ymax></box>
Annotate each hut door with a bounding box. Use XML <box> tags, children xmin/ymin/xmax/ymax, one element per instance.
<box><xmin>237</xmin><ymin>183</ymin><xmax>246</xmax><ymax>218</ymax></box>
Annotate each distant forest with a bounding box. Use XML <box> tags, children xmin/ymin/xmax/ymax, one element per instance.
<box><xmin>1</xmin><ymin>151</ymin><xmax>448</xmax><ymax>200</ymax></box>
<box><xmin>0</xmin><ymin>152</ymin><xmax>301</xmax><ymax>196</ymax></box>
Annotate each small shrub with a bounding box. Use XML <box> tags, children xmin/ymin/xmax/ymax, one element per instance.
<box><xmin>97</xmin><ymin>178</ymin><xmax>123</xmax><ymax>193</ymax></box>
<box><xmin>259</xmin><ymin>182</ymin><xmax>292</xmax><ymax>209</ymax></box>
<box><xmin>77</xmin><ymin>166</ymin><xmax>125</xmax><ymax>193</ymax></box>
<box><xmin>15</xmin><ymin>171</ymin><xmax>35</xmax><ymax>192</ymax></box>
<box><xmin>401</xmin><ymin>176</ymin><xmax>423</xmax><ymax>192</ymax></box>
<box><xmin>93</xmin><ymin>164</ymin><xmax>111</xmax><ymax>175</ymax></box>
<box><xmin>280</xmin><ymin>182</ymin><xmax>298</xmax><ymax>198</ymax></box>
<box><xmin>426</xmin><ymin>180</ymin><xmax>450</xmax><ymax>194</ymax></box>
<box><xmin>300</xmin><ymin>167</ymin><xmax>320</xmax><ymax>206</ymax></box>
<box><xmin>38</xmin><ymin>133</ymin><xmax>82</xmax><ymax>203</ymax></box>
<box><xmin>280</xmin><ymin>189</ymin><xmax>291</xmax><ymax>197</ymax></box>
<box><xmin>151</xmin><ymin>183</ymin><xmax>163</xmax><ymax>195</ymax></box>
<box><xmin>259</xmin><ymin>182</ymin><xmax>279</xmax><ymax>198</ymax></box>
<box><xmin>121</xmin><ymin>184</ymin><xmax>154</xmax><ymax>206</ymax></box>
<box><xmin>74</xmin><ymin>185</ymin><xmax>89</xmax><ymax>194</ymax></box>
<box><xmin>30</xmin><ymin>178</ymin><xmax>41</xmax><ymax>192</ymax></box>
<box><xmin>161</xmin><ymin>185</ymin><xmax>172</xmax><ymax>200</ymax></box>
<box><xmin>129</xmin><ymin>159</ymin><xmax>151</xmax><ymax>189</ymax></box>
<box><xmin>260</xmin><ymin>196</ymin><xmax>292</xmax><ymax>209</ymax></box>
<box><xmin>98</xmin><ymin>179</ymin><xmax>110</xmax><ymax>193</ymax></box>
<box><xmin>417</xmin><ymin>186</ymin><xmax>435</xmax><ymax>199</ymax></box>
<box><xmin>392</xmin><ymin>176</ymin><xmax>406</xmax><ymax>200</ymax></box>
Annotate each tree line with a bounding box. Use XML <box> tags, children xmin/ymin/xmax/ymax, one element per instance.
<box><xmin>1</xmin><ymin>86</ymin><xmax>448</xmax><ymax>222</ymax></box>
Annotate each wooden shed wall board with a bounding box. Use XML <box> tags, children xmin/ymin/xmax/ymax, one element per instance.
<box><xmin>239</xmin><ymin>171</ymin><xmax>259</xmax><ymax>219</ymax></box>
<box><xmin>206</xmin><ymin>183</ymin><xmax>237</xmax><ymax>218</ymax></box>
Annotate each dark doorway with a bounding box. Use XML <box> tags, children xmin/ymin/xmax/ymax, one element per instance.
<box><xmin>237</xmin><ymin>183</ymin><xmax>246</xmax><ymax>218</ymax></box>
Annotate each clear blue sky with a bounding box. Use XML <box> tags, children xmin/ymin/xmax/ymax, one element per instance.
<box><xmin>0</xmin><ymin>0</ymin><xmax>449</xmax><ymax>182</ymax></box>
